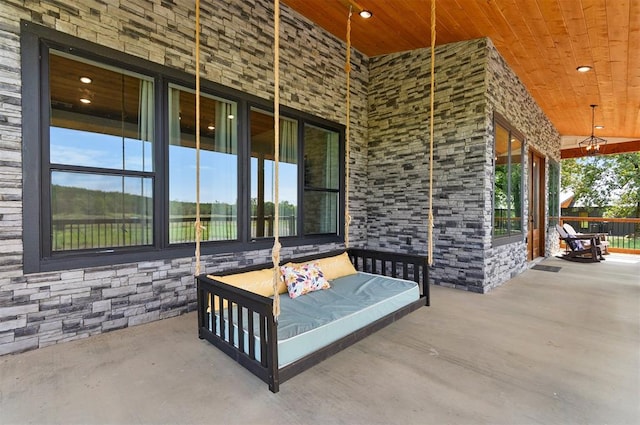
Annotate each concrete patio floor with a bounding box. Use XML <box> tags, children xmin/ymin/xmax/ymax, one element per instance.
<box><xmin>1</xmin><ymin>254</ymin><xmax>639</xmax><ymax>425</ymax></box>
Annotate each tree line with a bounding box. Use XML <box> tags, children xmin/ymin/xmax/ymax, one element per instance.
<box><xmin>561</xmin><ymin>152</ymin><xmax>640</xmax><ymax>218</ymax></box>
<box><xmin>52</xmin><ymin>185</ymin><xmax>297</xmax><ymax>219</ymax></box>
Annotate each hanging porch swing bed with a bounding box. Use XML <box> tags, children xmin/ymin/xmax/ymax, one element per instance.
<box><xmin>196</xmin><ymin>248</ymin><xmax>429</xmax><ymax>393</ymax></box>
<box><xmin>192</xmin><ymin>0</ymin><xmax>437</xmax><ymax>393</ymax></box>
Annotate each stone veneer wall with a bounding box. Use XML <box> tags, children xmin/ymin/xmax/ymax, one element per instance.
<box><xmin>368</xmin><ymin>39</ymin><xmax>490</xmax><ymax>292</ymax></box>
<box><xmin>0</xmin><ymin>0</ymin><xmax>369</xmax><ymax>355</ymax></box>
<box><xmin>367</xmin><ymin>38</ymin><xmax>560</xmax><ymax>293</ymax></box>
<box><xmin>484</xmin><ymin>38</ymin><xmax>561</xmax><ymax>290</ymax></box>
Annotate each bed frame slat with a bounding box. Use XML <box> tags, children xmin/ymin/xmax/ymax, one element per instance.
<box><xmin>228</xmin><ymin>301</ymin><xmax>235</xmax><ymax>347</ymax></box>
<box><xmin>260</xmin><ymin>317</ymin><xmax>267</xmax><ymax>367</ymax></box>
<box><xmin>237</xmin><ymin>307</ymin><xmax>244</xmax><ymax>353</ymax></box>
<box><xmin>248</xmin><ymin>312</ymin><xmax>255</xmax><ymax>359</ymax></box>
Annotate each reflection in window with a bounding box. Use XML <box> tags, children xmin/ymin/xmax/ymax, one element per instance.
<box><xmin>494</xmin><ymin>125</ymin><xmax>509</xmax><ymax>236</ymax></box>
<box><xmin>511</xmin><ymin>138</ymin><xmax>523</xmax><ymax>233</ymax></box>
<box><xmin>51</xmin><ymin>172</ymin><xmax>153</xmax><ymax>251</ymax></box>
<box><xmin>548</xmin><ymin>160</ymin><xmax>560</xmax><ymax>227</ymax></box>
<box><xmin>49</xmin><ymin>52</ymin><xmax>153</xmax><ymax>172</ymax></box>
<box><xmin>25</xmin><ymin>28</ymin><xmax>347</xmax><ymax>271</ymax></box>
<box><xmin>48</xmin><ymin>51</ymin><xmax>154</xmax><ymax>252</ymax></box>
<box><xmin>303</xmin><ymin>124</ymin><xmax>339</xmax><ymax>234</ymax></box>
<box><xmin>493</xmin><ymin>116</ymin><xmax>523</xmax><ymax>238</ymax></box>
<box><xmin>250</xmin><ymin>109</ymin><xmax>298</xmax><ymax>238</ymax></box>
<box><xmin>168</xmin><ymin>86</ymin><xmax>238</xmax><ymax>243</ymax></box>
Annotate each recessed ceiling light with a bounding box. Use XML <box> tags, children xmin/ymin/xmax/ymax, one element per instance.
<box><xmin>207</xmin><ymin>125</ymin><xmax>215</xmax><ymax>130</ymax></box>
<box><xmin>359</xmin><ymin>10</ymin><xmax>372</xmax><ymax>19</ymax></box>
<box><xmin>576</xmin><ymin>65</ymin><xmax>592</xmax><ymax>73</ymax></box>
<box><xmin>595</xmin><ymin>125</ymin><xmax>604</xmax><ymax>129</ymax></box>
<box><xmin>79</xmin><ymin>98</ymin><xmax>91</xmax><ymax>104</ymax></box>
<box><xmin>79</xmin><ymin>76</ymin><xmax>92</xmax><ymax>84</ymax></box>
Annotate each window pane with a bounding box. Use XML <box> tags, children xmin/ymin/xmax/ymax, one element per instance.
<box><xmin>548</xmin><ymin>161</ymin><xmax>560</xmax><ymax>227</ymax></box>
<box><xmin>51</xmin><ymin>171</ymin><xmax>153</xmax><ymax>251</ymax></box>
<box><xmin>303</xmin><ymin>125</ymin><xmax>339</xmax><ymax>236</ymax></box>
<box><xmin>304</xmin><ymin>191</ymin><xmax>338</xmax><ymax>234</ymax></box>
<box><xmin>250</xmin><ymin>109</ymin><xmax>298</xmax><ymax>238</ymax></box>
<box><xmin>304</xmin><ymin>125</ymin><xmax>339</xmax><ymax>189</ymax></box>
<box><xmin>168</xmin><ymin>86</ymin><xmax>238</xmax><ymax>243</ymax></box>
<box><xmin>49</xmin><ymin>52</ymin><xmax>153</xmax><ymax>172</ymax></box>
<box><xmin>494</xmin><ymin>123</ymin><xmax>509</xmax><ymax>236</ymax></box>
<box><xmin>510</xmin><ymin>137</ymin><xmax>523</xmax><ymax>233</ymax></box>
<box><xmin>532</xmin><ymin>158</ymin><xmax>540</xmax><ymax>228</ymax></box>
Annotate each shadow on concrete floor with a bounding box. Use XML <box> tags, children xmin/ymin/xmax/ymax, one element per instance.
<box><xmin>1</xmin><ymin>254</ymin><xmax>639</xmax><ymax>424</ymax></box>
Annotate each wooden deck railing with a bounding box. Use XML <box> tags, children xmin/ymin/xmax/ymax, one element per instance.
<box><xmin>51</xmin><ymin>215</ymin><xmax>297</xmax><ymax>251</ymax></box>
<box><xmin>560</xmin><ymin>216</ymin><xmax>640</xmax><ymax>253</ymax></box>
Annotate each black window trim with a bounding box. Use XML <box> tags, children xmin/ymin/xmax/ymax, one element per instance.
<box><xmin>45</xmin><ymin>50</ymin><xmax>158</xmax><ymax>256</ymax></box>
<box><xmin>301</xmin><ymin>121</ymin><xmax>344</xmax><ymax>237</ymax></box>
<box><xmin>547</xmin><ymin>159</ymin><xmax>560</xmax><ymax>230</ymax></box>
<box><xmin>21</xmin><ymin>21</ymin><xmax>345</xmax><ymax>274</ymax></box>
<box><xmin>492</xmin><ymin>112</ymin><xmax>525</xmax><ymax>246</ymax></box>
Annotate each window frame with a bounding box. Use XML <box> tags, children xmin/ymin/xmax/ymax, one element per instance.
<box><xmin>302</xmin><ymin>122</ymin><xmax>342</xmax><ymax>236</ymax></box>
<box><xmin>492</xmin><ymin>112</ymin><xmax>525</xmax><ymax>246</ymax></box>
<box><xmin>166</xmin><ymin>83</ymin><xmax>242</xmax><ymax>246</ymax></box>
<box><xmin>548</xmin><ymin>159</ymin><xmax>560</xmax><ymax>229</ymax></box>
<box><xmin>21</xmin><ymin>21</ymin><xmax>345</xmax><ymax>273</ymax></box>
<box><xmin>248</xmin><ymin>107</ymin><xmax>300</xmax><ymax>240</ymax></box>
<box><xmin>47</xmin><ymin>50</ymin><xmax>157</xmax><ymax>254</ymax></box>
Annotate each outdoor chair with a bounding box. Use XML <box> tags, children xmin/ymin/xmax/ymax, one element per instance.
<box><xmin>556</xmin><ymin>224</ymin><xmax>603</xmax><ymax>263</ymax></box>
<box><xmin>563</xmin><ymin>223</ymin><xmax>609</xmax><ymax>255</ymax></box>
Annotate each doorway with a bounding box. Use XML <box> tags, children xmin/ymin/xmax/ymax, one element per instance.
<box><xmin>528</xmin><ymin>150</ymin><xmax>546</xmax><ymax>260</ymax></box>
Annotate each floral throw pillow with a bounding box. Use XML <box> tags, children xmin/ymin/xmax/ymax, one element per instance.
<box><xmin>280</xmin><ymin>262</ymin><xmax>330</xmax><ymax>299</ymax></box>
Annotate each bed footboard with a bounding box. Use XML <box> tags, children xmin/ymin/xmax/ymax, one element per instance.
<box><xmin>196</xmin><ymin>275</ymin><xmax>280</xmax><ymax>392</ymax></box>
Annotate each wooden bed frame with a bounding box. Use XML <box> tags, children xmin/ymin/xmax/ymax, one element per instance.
<box><xmin>196</xmin><ymin>248</ymin><xmax>429</xmax><ymax>393</ymax></box>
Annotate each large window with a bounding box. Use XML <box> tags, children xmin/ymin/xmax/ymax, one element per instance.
<box><xmin>168</xmin><ymin>86</ymin><xmax>238</xmax><ymax>243</ymax></box>
<box><xmin>548</xmin><ymin>160</ymin><xmax>560</xmax><ymax>228</ymax></box>
<box><xmin>22</xmin><ymin>24</ymin><xmax>344</xmax><ymax>272</ymax></box>
<box><xmin>493</xmin><ymin>114</ymin><xmax>524</xmax><ymax>240</ymax></box>
<box><xmin>548</xmin><ymin>160</ymin><xmax>560</xmax><ymax>229</ymax></box>
<box><xmin>303</xmin><ymin>124</ymin><xmax>340</xmax><ymax>235</ymax></box>
<box><xmin>250</xmin><ymin>108</ymin><xmax>298</xmax><ymax>238</ymax></box>
<box><xmin>48</xmin><ymin>51</ymin><xmax>155</xmax><ymax>252</ymax></box>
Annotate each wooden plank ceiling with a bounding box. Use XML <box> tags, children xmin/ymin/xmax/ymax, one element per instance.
<box><xmin>282</xmin><ymin>0</ymin><xmax>640</xmax><ymax>150</ymax></box>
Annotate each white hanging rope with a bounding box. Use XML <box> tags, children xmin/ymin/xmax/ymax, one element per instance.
<box><xmin>428</xmin><ymin>0</ymin><xmax>436</xmax><ymax>266</ymax></box>
<box><xmin>344</xmin><ymin>6</ymin><xmax>353</xmax><ymax>248</ymax></box>
<box><xmin>271</xmin><ymin>0</ymin><xmax>282</xmax><ymax>319</ymax></box>
<box><xmin>194</xmin><ymin>0</ymin><xmax>204</xmax><ymax>276</ymax></box>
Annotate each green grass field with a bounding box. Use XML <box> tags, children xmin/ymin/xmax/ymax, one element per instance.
<box><xmin>52</xmin><ymin>216</ymin><xmax>297</xmax><ymax>250</ymax></box>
